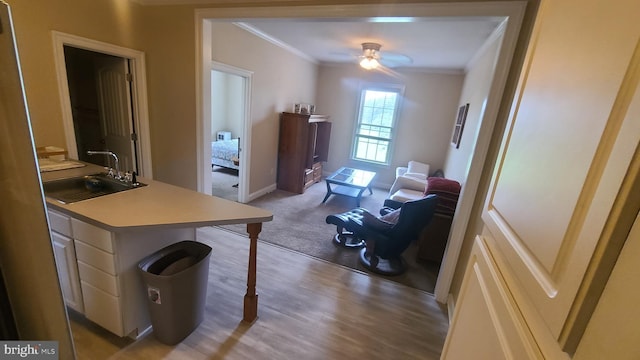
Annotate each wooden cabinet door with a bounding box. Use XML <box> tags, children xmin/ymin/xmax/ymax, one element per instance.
<box><xmin>306</xmin><ymin>122</ymin><xmax>317</xmax><ymax>168</ymax></box>
<box><xmin>277</xmin><ymin>113</ymin><xmax>309</xmax><ymax>193</ymax></box>
<box><xmin>480</xmin><ymin>0</ymin><xmax>640</xmax><ymax>350</ymax></box>
<box><xmin>315</xmin><ymin>121</ymin><xmax>331</xmax><ymax>162</ymax></box>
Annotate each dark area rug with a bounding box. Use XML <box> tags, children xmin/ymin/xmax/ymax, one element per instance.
<box><xmin>220</xmin><ymin>181</ymin><xmax>440</xmax><ymax>293</ymax></box>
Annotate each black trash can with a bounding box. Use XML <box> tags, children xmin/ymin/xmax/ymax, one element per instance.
<box><xmin>138</xmin><ymin>240</ymin><xmax>212</xmax><ymax>345</ymax></box>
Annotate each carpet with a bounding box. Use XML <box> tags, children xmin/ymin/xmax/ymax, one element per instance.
<box><xmin>211</xmin><ymin>166</ymin><xmax>238</xmax><ymax>202</ymax></box>
<box><xmin>221</xmin><ymin>181</ymin><xmax>440</xmax><ymax>293</ymax></box>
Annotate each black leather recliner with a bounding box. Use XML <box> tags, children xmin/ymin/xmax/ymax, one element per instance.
<box><xmin>326</xmin><ymin>194</ymin><xmax>438</xmax><ymax>275</ymax></box>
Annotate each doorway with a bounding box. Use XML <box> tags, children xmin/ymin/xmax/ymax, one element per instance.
<box><xmin>201</xmin><ymin>59</ymin><xmax>253</xmax><ymax>203</ymax></box>
<box><xmin>196</xmin><ymin>3</ymin><xmax>525</xmax><ymax>303</ymax></box>
<box><xmin>52</xmin><ymin>32</ymin><xmax>153</xmax><ymax>178</ymax></box>
<box><xmin>210</xmin><ymin>69</ymin><xmax>246</xmax><ymax>201</ymax></box>
<box><xmin>63</xmin><ymin>46</ymin><xmax>137</xmax><ymax>172</ymax></box>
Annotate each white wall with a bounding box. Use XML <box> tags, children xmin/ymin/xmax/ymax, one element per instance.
<box><xmin>442</xmin><ymin>30</ymin><xmax>504</xmax><ymax>184</ymax></box>
<box><xmin>315</xmin><ymin>64</ymin><xmax>464</xmax><ymax>187</ymax></box>
<box><xmin>211</xmin><ymin>70</ymin><xmax>243</xmax><ymax>138</ymax></box>
<box><xmin>209</xmin><ymin>22</ymin><xmax>317</xmax><ymax>191</ymax></box>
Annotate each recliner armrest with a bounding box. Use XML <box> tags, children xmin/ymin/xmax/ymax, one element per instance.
<box><xmin>389</xmin><ymin>174</ymin><xmax>428</xmax><ymax>195</ymax></box>
<box><xmin>383</xmin><ymin>199</ymin><xmax>403</xmax><ymax>210</ymax></box>
<box><xmin>395</xmin><ymin>166</ymin><xmax>408</xmax><ymax>178</ymax></box>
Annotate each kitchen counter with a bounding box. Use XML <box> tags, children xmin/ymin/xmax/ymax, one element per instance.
<box><xmin>42</xmin><ymin>163</ymin><xmax>272</xmax><ymax>231</ymax></box>
<box><xmin>41</xmin><ymin>163</ymin><xmax>272</xmax><ymax>329</ymax></box>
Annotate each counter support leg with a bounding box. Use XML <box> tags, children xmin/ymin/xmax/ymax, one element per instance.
<box><xmin>243</xmin><ymin>222</ymin><xmax>262</xmax><ymax>323</ymax></box>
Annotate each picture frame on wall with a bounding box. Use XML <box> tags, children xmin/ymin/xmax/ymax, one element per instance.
<box><xmin>451</xmin><ymin>103</ymin><xmax>469</xmax><ymax>149</ymax></box>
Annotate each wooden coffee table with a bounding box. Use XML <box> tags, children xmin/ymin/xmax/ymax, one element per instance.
<box><xmin>322</xmin><ymin>167</ymin><xmax>376</xmax><ymax>207</ymax></box>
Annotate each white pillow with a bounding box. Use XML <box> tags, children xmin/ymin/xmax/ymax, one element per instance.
<box><xmin>407</xmin><ymin>161</ymin><xmax>429</xmax><ymax>176</ymax></box>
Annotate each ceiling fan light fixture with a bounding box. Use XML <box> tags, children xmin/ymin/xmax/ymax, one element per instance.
<box><xmin>360</xmin><ymin>57</ymin><xmax>380</xmax><ymax>70</ymax></box>
<box><xmin>359</xmin><ymin>42</ymin><xmax>382</xmax><ymax>70</ymax></box>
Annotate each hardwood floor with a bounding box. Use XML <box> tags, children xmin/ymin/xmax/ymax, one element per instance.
<box><xmin>70</xmin><ymin>226</ymin><xmax>449</xmax><ymax>359</ymax></box>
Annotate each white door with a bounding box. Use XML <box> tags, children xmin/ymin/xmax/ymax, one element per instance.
<box><xmin>96</xmin><ymin>57</ymin><xmax>136</xmax><ymax>173</ymax></box>
<box><xmin>443</xmin><ymin>0</ymin><xmax>640</xmax><ymax>357</ymax></box>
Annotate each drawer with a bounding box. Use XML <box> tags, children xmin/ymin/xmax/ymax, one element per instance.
<box><xmin>74</xmin><ymin>241</ymin><xmax>116</xmax><ymax>275</ymax></box>
<box><xmin>313</xmin><ymin>163</ymin><xmax>322</xmax><ymax>180</ymax></box>
<box><xmin>81</xmin><ymin>281</ymin><xmax>124</xmax><ymax>337</ymax></box>
<box><xmin>48</xmin><ymin>210</ymin><xmax>71</xmax><ymax>237</ymax></box>
<box><xmin>71</xmin><ymin>218</ymin><xmax>114</xmax><ymax>253</ymax></box>
<box><xmin>77</xmin><ymin>260</ymin><xmax>119</xmax><ymax>296</ymax></box>
<box><xmin>304</xmin><ymin>168</ymin><xmax>314</xmax><ymax>183</ymax></box>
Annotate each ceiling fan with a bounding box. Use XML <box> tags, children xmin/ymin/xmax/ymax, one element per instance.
<box><xmin>356</xmin><ymin>42</ymin><xmax>412</xmax><ymax>70</ymax></box>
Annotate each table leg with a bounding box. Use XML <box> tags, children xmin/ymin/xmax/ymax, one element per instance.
<box><xmin>243</xmin><ymin>222</ymin><xmax>262</xmax><ymax>323</ymax></box>
<box><xmin>322</xmin><ymin>181</ymin><xmax>332</xmax><ymax>203</ymax></box>
<box><xmin>368</xmin><ymin>185</ymin><xmax>374</xmax><ymax>195</ymax></box>
<box><xmin>356</xmin><ymin>187</ymin><xmax>368</xmax><ymax>207</ymax></box>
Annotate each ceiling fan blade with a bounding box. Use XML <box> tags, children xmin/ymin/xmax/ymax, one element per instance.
<box><xmin>380</xmin><ymin>52</ymin><xmax>413</xmax><ymax>68</ymax></box>
<box><xmin>329</xmin><ymin>50</ymin><xmax>360</xmax><ymax>58</ymax></box>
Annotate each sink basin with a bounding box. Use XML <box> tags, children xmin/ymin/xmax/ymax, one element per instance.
<box><xmin>43</xmin><ymin>173</ymin><xmax>146</xmax><ymax>204</ymax></box>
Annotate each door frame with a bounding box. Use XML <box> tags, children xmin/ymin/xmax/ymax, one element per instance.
<box><xmin>195</xmin><ymin>2</ymin><xmax>526</xmax><ymax>303</ymax></box>
<box><xmin>203</xmin><ymin>60</ymin><xmax>253</xmax><ymax>203</ymax></box>
<box><xmin>52</xmin><ymin>31</ymin><xmax>153</xmax><ymax>178</ymax></box>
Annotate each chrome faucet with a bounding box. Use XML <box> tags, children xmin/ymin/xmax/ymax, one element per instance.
<box><xmin>87</xmin><ymin>150</ymin><xmax>121</xmax><ymax>179</ymax></box>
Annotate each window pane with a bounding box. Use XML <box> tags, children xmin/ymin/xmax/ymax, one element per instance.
<box><xmin>381</xmin><ymin>109</ymin><xmax>394</xmax><ymax>126</ymax></box>
<box><xmin>384</xmin><ymin>94</ymin><xmax>397</xmax><ymax>108</ymax></box>
<box><xmin>361</xmin><ymin>106</ymin><xmax>373</xmax><ymax>123</ymax></box>
<box><xmin>358</xmin><ymin>124</ymin><xmax>392</xmax><ymax>139</ymax></box>
<box><xmin>353</xmin><ymin>87</ymin><xmax>401</xmax><ymax>164</ymax></box>
<box><xmin>354</xmin><ymin>136</ymin><xmax>389</xmax><ymax>163</ymax></box>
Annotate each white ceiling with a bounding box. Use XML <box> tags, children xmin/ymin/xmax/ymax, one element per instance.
<box><xmin>238</xmin><ymin>18</ymin><xmax>504</xmax><ymax>71</ymax></box>
<box><xmin>133</xmin><ymin>0</ymin><xmax>505</xmax><ymax>70</ymax></box>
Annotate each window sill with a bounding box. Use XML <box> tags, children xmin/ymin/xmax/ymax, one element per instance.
<box><xmin>350</xmin><ymin>158</ymin><xmax>391</xmax><ymax>169</ymax></box>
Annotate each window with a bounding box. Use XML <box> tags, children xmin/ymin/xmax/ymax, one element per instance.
<box><xmin>352</xmin><ymin>85</ymin><xmax>403</xmax><ymax>164</ymax></box>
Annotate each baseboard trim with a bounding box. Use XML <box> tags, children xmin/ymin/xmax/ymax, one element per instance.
<box><xmin>248</xmin><ymin>183</ymin><xmax>277</xmax><ymax>202</ymax></box>
<box><xmin>447</xmin><ymin>294</ymin><xmax>455</xmax><ymax>324</ymax></box>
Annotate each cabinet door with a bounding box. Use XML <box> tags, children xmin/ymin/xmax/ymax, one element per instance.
<box><xmin>81</xmin><ymin>281</ymin><xmax>124</xmax><ymax>336</ymax></box>
<box><xmin>51</xmin><ymin>232</ymin><xmax>84</xmax><ymax>313</ymax></box>
<box><xmin>306</xmin><ymin>122</ymin><xmax>317</xmax><ymax>168</ymax></box>
<box><xmin>277</xmin><ymin>113</ymin><xmax>310</xmax><ymax>193</ymax></box>
<box><xmin>315</xmin><ymin>121</ymin><xmax>331</xmax><ymax>162</ymax></box>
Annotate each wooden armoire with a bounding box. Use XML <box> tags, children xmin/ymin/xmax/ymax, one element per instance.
<box><xmin>277</xmin><ymin>112</ymin><xmax>331</xmax><ymax>193</ymax></box>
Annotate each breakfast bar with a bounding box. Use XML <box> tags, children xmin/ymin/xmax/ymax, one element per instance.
<box><xmin>41</xmin><ymin>163</ymin><xmax>272</xmax><ymax>337</ymax></box>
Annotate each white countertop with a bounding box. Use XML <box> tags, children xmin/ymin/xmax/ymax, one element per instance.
<box><xmin>42</xmin><ymin>163</ymin><xmax>272</xmax><ymax>232</ymax></box>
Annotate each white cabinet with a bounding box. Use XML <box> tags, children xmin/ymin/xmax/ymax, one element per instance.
<box><xmin>48</xmin><ymin>210</ymin><xmax>83</xmax><ymax>313</ymax></box>
<box><xmin>70</xmin><ymin>218</ymin><xmax>125</xmax><ymax>336</ymax></box>
<box><xmin>48</xmin><ymin>208</ymin><xmax>196</xmax><ymax>338</ymax></box>
<box><xmin>80</xmin><ymin>281</ymin><xmax>124</xmax><ymax>336</ymax></box>
<box><xmin>50</xmin><ymin>232</ymin><xmax>84</xmax><ymax>313</ymax></box>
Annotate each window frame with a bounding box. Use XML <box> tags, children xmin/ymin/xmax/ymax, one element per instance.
<box><xmin>350</xmin><ymin>83</ymin><xmax>405</xmax><ymax>166</ymax></box>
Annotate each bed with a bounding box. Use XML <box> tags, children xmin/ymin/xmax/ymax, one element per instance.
<box><xmin>211</xmin><ymin>138</ymin><xmax>239</xmax><ymax>170</ymax></box>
